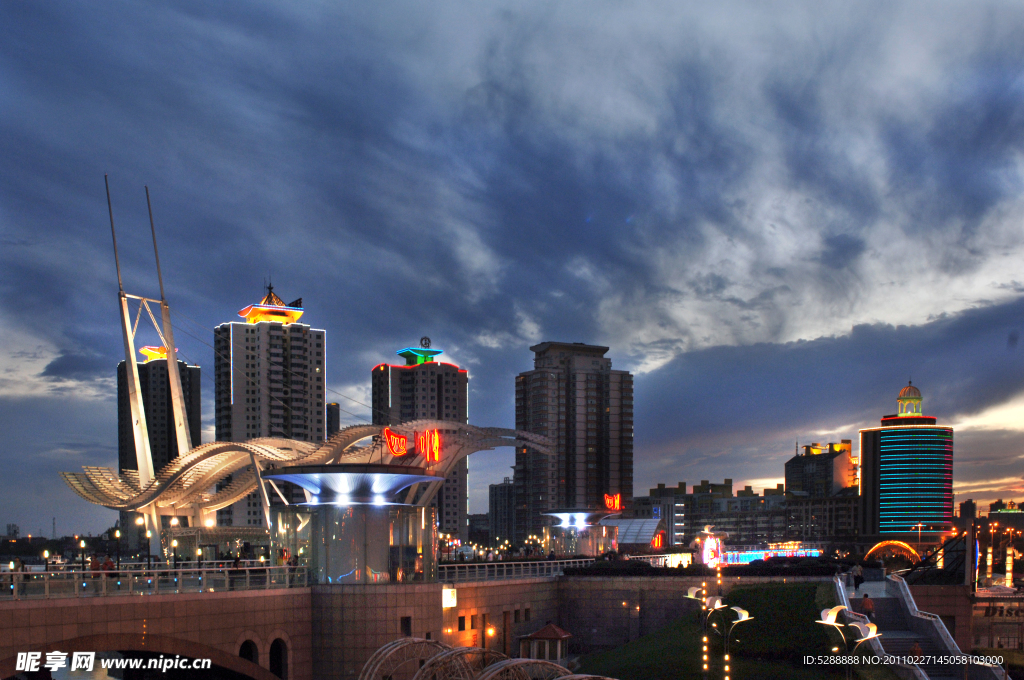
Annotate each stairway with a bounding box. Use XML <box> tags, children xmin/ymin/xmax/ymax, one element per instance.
<box><xmin>850</xmin><ymin>597</ymin><xmax>962</xmax><ymax>680</ymax></box>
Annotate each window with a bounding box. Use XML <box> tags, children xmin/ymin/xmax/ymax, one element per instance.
<box><xmin>471</xmin><ymin>615</ymin><xmax>477</xmax><ymax>630</ymax></box>
<box><xmin>400</xmin><ymin>617</ymin><xmax>412</xmax><ymax>637</ymax></box>
<box><xmin>514</xmin><ymin>609</ymin><xmax>520</xmax><ymax>623</ymax></box>
<box><xmin>525</xmin><ymin>608</ymin><xmax>531</xmax><ymax>621</ymax></box>
<box><xmin>458</xmin><ymin>616</ymin><xmax>466</xmax><ymax>631</ymax></box>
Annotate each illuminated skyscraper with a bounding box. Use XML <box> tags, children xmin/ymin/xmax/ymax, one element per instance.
<box><xmin>214</xmin><ymin>287</ymin><xmax>326</xmax><ymax>443</ymax></box>
<box><xmin>371</xmin><ymin>340</ymin><xmax>469</xmax><ymax>541</ymax></box>
<box><xmin>859</xmin><ymin>382</ymin><xmax>953</xmax><ymax>540</ymax></box>
<box><xmin>213</xmin><ymin>287</ymin><xmax>326</xmax><ymax>526</ymax></box>
<box><xmin>513</xmin><ymin>342</ymin><xmax>634</xmax><ymax>544</ymax></box>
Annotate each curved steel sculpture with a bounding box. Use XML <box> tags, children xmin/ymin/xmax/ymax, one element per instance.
<box><xmin>361</xmin><ymin>641</ymin><xmax>619</xmax><ymax>680</ymax></box>
<box><xmin>61</xmin><ymin>421</ymin><xmax>552</xmax><ymax>530</ymax></box>
<box><xmin>410</xmin><ymin>648</ymin><xmax>508</xmax><ymax>680</ymax></box>
<box><xmin>357</xmin><ymin>638</ymin><xmax>451</xmax><ymax>680</ymax></box>
<box><xmin>474</xmin><ymin>659</ymin><xmax>571</xmax><ymax>680</ymax></box>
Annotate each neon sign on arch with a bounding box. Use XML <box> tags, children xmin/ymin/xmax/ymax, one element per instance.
<box><xmin>383</xmin><ymin>428</ymin><xmax>408</xmax><ymax>456</ymax></box>
<box><xmin>417</xmin><ymin>429</ymin><xmax>441</xmax><ymax>463</ymax></box>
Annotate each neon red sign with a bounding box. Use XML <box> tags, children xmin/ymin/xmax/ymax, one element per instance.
<box><xmin>383</xmin><ymin>427</ymin><xmax>408</xmax><ymax>456</ymax></box>
<box><xmin>604</xmin><ymin>493</ymin><xmax>621</xmax><ymax>511</ymax></box>
<box><xmin>652</xmin><ymin>532</ymin><xmax>664</xmax><ymax>549</ymax></box>
<box><xmin>417</xmin><ymin>429</ymin><xmax>441</xmax><ymax>463</ymax></box>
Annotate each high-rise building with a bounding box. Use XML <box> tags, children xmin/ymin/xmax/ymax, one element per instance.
<box><xmin>117</xmin><ymin>349</ymin><xmax>201</xmax><ymax>541</ymax></box>
<box><xmin>213</xmin><ymin>287</ymin><xmax>326</xmax><ymax>443</ymax></box>
<box><xmin>213</xmin><ymin>287</ymin><xmax>326</xmax><ymax>526</ymax></box>
<box><xmin>371</xmin><ymin>341</ymin><xmax>469</xmax><ymax>541</ymax></box>
<box><xmin>784</xmin><ymin>440</ymin><xmax>858</xmax><ymax>498</ymax></box>
<box><xmin>326</xmin><ymin>403</ymin><xmax>340</xmax><ymax>436</ymax></box>
<box><xmin>489</xmin><ymin>477</ymin><xmax>515</xmax><ymax>547</ymax></box>
<box><xmin>117</xmin><ymin>350</ymin><xmax>201</xmax><ymax>474</ymax></box>
<box><xmin>859</xmin><ymin>382</ymin><xmax>953</xmax><ymax>540</ymax></box>
<box><xmin>513</xmin><ymin>342</ymin><xmax>633</xmax><ymax>544</ymax></box>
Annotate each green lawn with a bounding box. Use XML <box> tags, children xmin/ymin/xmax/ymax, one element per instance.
<box><xmin>578</xmin><ymin>583</ymin><xmax>901</xmax><ymax>680</ymax></box>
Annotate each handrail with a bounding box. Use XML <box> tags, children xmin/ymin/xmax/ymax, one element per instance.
<box><xmin>887</xmin><ymin>574</ymin><xmax>962</xmax><ymax>654</ymax></box>
<box><xmin>886</xmin><ymin>574</ymin><xmax>1003</xmax><ymax>679</ymax></box>
<box><xmin>832</xmin><ymin>576</ymin><xmax>927</xmax><ymax>680</ymax></box>
<box><xmin>0</xmin><ymin>565</ymin><xmax>308</xmax><ymax>601</ymax></box>
<box><xmin>438</xmin><ymin>559</ymin><xmax>594</xmax><ymax>583</ymax></box>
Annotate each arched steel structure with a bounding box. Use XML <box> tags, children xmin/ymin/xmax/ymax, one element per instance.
<box><xmin>865</xmin><ymin>540</ymin><xmax>921</xmax><ymax>561</ymax></box>
<box><xmin>62</xmin><ymin>421</ymin><xmax>552</xmax><ymax>534</ymax></box>
<box><xmin>357</xmin><ymin>638</ymin><xmax>451</xmax><ymax>680</ymax></box>
<box><xmin>410</xmin><ymin>648</ymin><xmax>508</xmax><ymax>680</ymax></box>
<box><xmin>474</xmin><ymin>659</ymin><xmax>571</xmax><ymax>680</ymax></box>
<box><xmin>361</xmin><ymin>642</ymin><xmax>618</xmax><ymax>680</ymax></box>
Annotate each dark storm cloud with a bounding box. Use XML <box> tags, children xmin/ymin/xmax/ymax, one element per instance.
<box><xmin>632</xmin><ymin>296</ymin><xmax>1024</xmax><ymax>496</ymax></box>
<box><xmin>638</xmin><ymin>297</ymin><xmax>1024</xmax><ymax>439</ymax></box>
<box><xmin>3</xmin><ymin>1</ymin><xmax>1024</xmax><ymax>529</ymax></box>
<box><xmin>40</xmin><ymin>350</ymin><xmax>112</xmax><ymax>382</ymax></box>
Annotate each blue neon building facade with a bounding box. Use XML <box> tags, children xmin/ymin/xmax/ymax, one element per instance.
<box><xmin>859</xmin><ymin>382</ymin><xmax>954</xmax><ymax>539</ymax></box>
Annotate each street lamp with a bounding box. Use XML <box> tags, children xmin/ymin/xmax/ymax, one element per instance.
<box><xmin>145</xmin><ymin>530</ymin><xmax>152</xmax><ymax>570</ymax></box>
<box><xmin>816</xmin><ymin>606</ymin><xmax>882</xmax><ymax>680</ymax></box>
<box><xmin>42</xmin><ymin>550</ymin><xmax>49</xmax><ymax>572</ymax></box>
<box><xmin>171</xmin><ymin>539</ymin><xmax>178</xmax><ymax>569</ymax></box>
<box><xmin>79</xmin><ymin>539</ymin><xmax>86</xmax><ymax>572</ymax></box>
<box><xmin>135</xmin><ymin>516</ymin><xmax>146</xmax><ymax>565</ymax></box>
<box><xmin>915</xmin><ymin>522</ymin><xmax>923</xmax><ymax>546</ymax></box>
<box><xmin>723</xmin><ymin>607</ymin><xmax>754</xmax><ymax>680</ymax></box>
<box><xmin>114</xmin><ymin>529</ymin><xmax>121</xmax><ymax>569</ymax></box>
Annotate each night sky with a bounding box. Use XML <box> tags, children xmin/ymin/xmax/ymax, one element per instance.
<box><xmin>3</xmin><ymin>1</ymin><xmax>1024</xmax><ymax>536</ymax></box>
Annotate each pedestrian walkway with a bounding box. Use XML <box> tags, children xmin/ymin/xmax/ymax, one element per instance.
<box><xmin>849</xmin><ymin>593</ymin><xmax>959</xmax><ymax>680</ymax></box>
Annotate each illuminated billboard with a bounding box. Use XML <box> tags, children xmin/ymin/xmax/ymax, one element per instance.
<box><xmin>701</xmin><ymin>536</ymin><xmax>723</xmax><ymax>568</ymax></box>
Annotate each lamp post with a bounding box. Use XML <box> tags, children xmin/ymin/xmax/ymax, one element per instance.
<box><xmin>114</xmin><ymin>529</ymin><xmax>121</xmax><ymax>569</ymax></box>
<box><xmin>79</xmin><ymin>539</ymin><xmax>86</xmax><ymax>572</ymax></box>
<box><xmin>135</xmin><ymin>516</ymin><xmax>145</xmax><ymax>566</ymax></box>
<box><xmin>723</xmin><ymin>607</ymin><xmax>754</xmax><ymax>680</ymax></box>
<box><xmin>816</xmin><ymin>606</ymin><xmax>882</xmax><ymax>680</ymax></box>
<box><xmin>686</xmin><ymin>587</ymin><xmax>725</xmax><ymax>679</ymax></box>
<box><xmin>171</xmin><ymin>539</ymin><xmax>178</xmax><ymax>569</ymax></box>
<box><xmin>915</xmin><ymin>522</ymin><xmax>923</xmax><ymax>547</ymax></box>
<box><xmin>42</xmin><ymin>550</ymin><xmax>49</xmax><ymax>573</ymax></box>
<box><xmin>145</xmin><ymin>530</ymin><xmax>152</xmax><ymax>570</ymax></box>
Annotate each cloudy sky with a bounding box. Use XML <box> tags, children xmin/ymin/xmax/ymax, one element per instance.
<box><xmin>3</xmin><ymin>1</ymin><xmax>1024</xmax><ymax>536</ymax></box>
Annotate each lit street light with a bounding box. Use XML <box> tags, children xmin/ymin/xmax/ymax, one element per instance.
<box><xmin>723</xmin><ymin>607</ymin><xmax>754</xmax><ymax>680</ymax></box>
<box><xmin>816</xmin><ymin>606</ymin><xmax>882</xmax><ymax>680</ymax></box>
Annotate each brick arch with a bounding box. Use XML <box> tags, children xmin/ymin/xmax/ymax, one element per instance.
<box><xmin>235</xmin><ymin>629</ymin><xmax>266</xmax><ymax>667</ymax></box>
<box><xmin>0</xmin><ymin>633</ymin><xmax>279</xmax><ymax>680</ymax></box>
<box><xmin>266</xmin><ymin>629</ymin><xmax>293</xmax><ymax>679</ymax></box>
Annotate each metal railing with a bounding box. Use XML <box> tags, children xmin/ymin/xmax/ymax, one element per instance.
<box><xmin>0</xmin><ymin>566</ymin><xmax>308</xmax><ymax>601</ymax></box>
<box><xmin>438</xmin><ymin>559</ymin><xmax>594</xmax><ymax>583</ymax></box>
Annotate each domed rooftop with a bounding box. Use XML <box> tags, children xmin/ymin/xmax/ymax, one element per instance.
<box><xmin>899</xmin><ymin>381</ymin><xmax>921</xmax><ymax>399</ymax></box>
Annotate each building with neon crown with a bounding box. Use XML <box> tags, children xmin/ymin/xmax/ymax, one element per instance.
<box><xmin>213</xmin><ymin>286</ymin><xmax>326</xmax><ymax>527</ymax></box>
<box><xmin>859</xmin><ymin>381</ymin><xmax>953</xmax><ymax>541</ymax></box>
<box><xmin>371</xmin><ymin>340</ymin><xmax>469</xmax><ymax>541</ymax></box>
